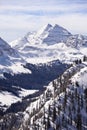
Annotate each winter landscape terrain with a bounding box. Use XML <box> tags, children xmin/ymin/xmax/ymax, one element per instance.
<box><xmin>0</xmin><ymin>24</ymin><xmax>87</xmax><ymax>130</ymax></box>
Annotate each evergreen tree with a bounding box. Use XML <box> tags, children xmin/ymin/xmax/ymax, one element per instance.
<box><xmin>79</xmin><ymin>59</ymin><xmax>82</xmax><ymax>64</ymax></box>
<box><xmin>81</xmin><ymin>95</ymin><xmax>83</xmax><ymax>108</ymax></box>
<box><xmin>53</xmin><ymin>106</ymin><xmax>56</xmax><ymax>122</ymax></box>
<box><xmin>47</xmin><ymin>114</ymin><xmax>50</xmax><ymax>130</ymax></box>
<box><xmin>75</xmin><ymin>81</ymin><xmax>79</xmax><ymax>87</ymax></box>
<box><xmin>84</xmin><ymin>89</ymin><xmax>87</xmax><ymax>112</ymax></box>
<box><xmin>43</xmin><ymin>107</ymin><xmax>46</xmax><ymax>125</ymax></box>
<box><xmin>75</xmin><ymin>59</ymin><xmax>79</xmax><ymax>64</ymax></box>
<box><xmin>83</xmin><ymin>55</ymin><xmax>87</xmax><ymax>62</ymax></box>
<box><xmin>37</xmin><ymin>124</ymin><xmax>39</xmax><ymax>130</ymax></box>
<box><xmin>63</xmin><ymin>91</ymin><xmax>67</xmax><ymax>111</ymax></box>
<box><xmin>48</xmin><ymin>105</ymin><xmax>51</xmax><ymax>115</ymax></box>
<box><xmin>76</xmin><ymin>113</ymin><xmax>82</xmax><ymax>130</ymax></box>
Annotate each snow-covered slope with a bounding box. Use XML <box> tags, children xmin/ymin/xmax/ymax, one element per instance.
<box><xmin>0</xmin><ymin>87</ymin><xmax>38</xmax><ymax>110</ymax></box>
<box><xmin>0</xmin><ymin>37</ymin><xmax>31</xmax><ymax>77</ymax></box>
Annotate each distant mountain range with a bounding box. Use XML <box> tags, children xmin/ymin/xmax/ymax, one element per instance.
<box><xmin>10</xmin><ymin>23</ymin><xmax>87</xmax><ymax>48</ymax></box>
<box><xmin>8</xmin><ymin>24</ymin><xmax>86</xmax><ymax>64</ymax></box>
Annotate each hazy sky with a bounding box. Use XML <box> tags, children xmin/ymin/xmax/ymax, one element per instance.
<box><xmin>0</xmin><ymin>0</ymin><xmax>87</xmax><ymax>42</ymax></box>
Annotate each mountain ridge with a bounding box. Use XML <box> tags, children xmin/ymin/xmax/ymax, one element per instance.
<box><xmin>10</xmin><ymin>23</ymin><xmax>87</xmax><ymax>49</ymax></box>
<box><xmin>10</xmin><ymin>23</ymin><xmax>72</xmax><ymax>47</ymax></box>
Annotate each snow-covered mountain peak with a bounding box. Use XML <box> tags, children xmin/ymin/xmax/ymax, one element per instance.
<box><xmin>34</xmin><ymin>23</ymin><xmax>53</xmax><ymax>38</ymax></box>
<box><xmin>42</xmin><ymin>24</ymin><xmax>72</xmax><ymax>45</ymax></box>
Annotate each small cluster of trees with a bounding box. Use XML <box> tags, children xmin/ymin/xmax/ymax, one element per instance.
<box><xmin>74</xmin><ymin>55</ymin><xmax>87</xmax><ymax>65</ymax></box>
<box><xmin>74</xmin><ymin>59</ymin><xmax>82</xmax><ymax>64</ymax></box>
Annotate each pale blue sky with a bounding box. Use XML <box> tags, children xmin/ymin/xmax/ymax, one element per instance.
<box><xmin>0</xmin><ymin>0</ymin><xmax>87</xmax><ymax>42</ymax></box>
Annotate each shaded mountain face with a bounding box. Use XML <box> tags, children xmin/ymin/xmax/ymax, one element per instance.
<box><xmin>43</xmin><ymin>24</ymin><xmax>72</xmax><ymax>45</ymax></box>
<box><xmin>0</xmin><ymin>60</ymin><xmax>69</xmax><ymax>90</ymax></box>
<box><xmin>0</xmin><ymin>37</ymin><xmax>17</xmax><ymax>66</ymax></box>
<box><xmin>0</xmin><ymin>37</ymin><xmax>18</xmax><ymax>57</ymax></box>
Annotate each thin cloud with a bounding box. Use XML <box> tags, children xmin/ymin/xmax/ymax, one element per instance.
<box><xmin>0</xmin><ymin>3</ymin><xmax>87</xmax><ymax>15</ymax></box>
